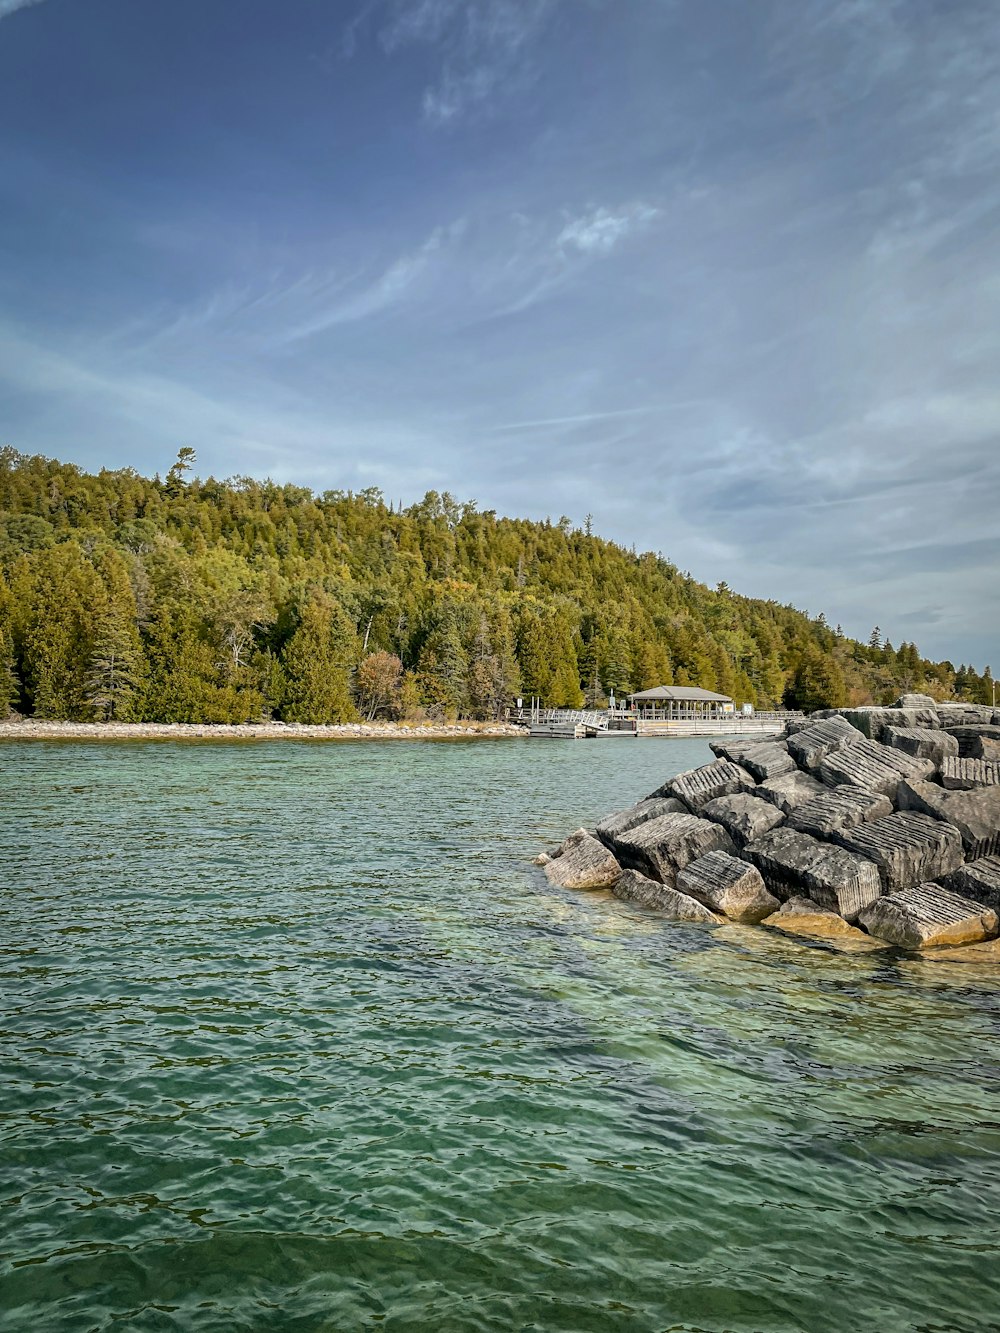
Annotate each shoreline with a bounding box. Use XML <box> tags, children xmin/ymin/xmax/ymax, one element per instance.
<box><xmin>0</xmin><ymin>719</ymin><xmax>528</xmax><ymax>742</ymax></box>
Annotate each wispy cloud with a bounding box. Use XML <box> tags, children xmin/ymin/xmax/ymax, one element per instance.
<box><xmin>557</xmin><ymin>203</ymin><xmax>660</xmax><ymax>255</ymax></box>
<box><xmin>0</xmin><ymin>0</ymin><xmax>44</xmax><ymax>18</ymax></box>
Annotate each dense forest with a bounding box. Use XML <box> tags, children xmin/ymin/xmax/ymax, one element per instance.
<box><xmin>0</xmin><ymin>447</ymin><xmax>993</xmax><ymax>724</ymax></box>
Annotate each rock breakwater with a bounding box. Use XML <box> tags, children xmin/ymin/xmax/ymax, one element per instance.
<box><xmin>538</xmin><ymin>694</ymin><xmax>1000</xmax><ymax>963</ymax></box>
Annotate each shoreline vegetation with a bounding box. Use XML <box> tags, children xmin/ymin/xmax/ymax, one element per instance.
<box><xmin>1</xmin><ymin>449</ymin><xmax>994</xmax><ymax>731</ymax></box>
<box><xmin>0</xmin><ymin>717</ymin><xmax>525</xmax><ymax>742</ymax></box>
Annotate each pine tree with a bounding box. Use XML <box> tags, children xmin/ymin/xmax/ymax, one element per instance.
<box><xmin>282</xmin><ymin>592</ymin><xmax>358</xmax><ymax>723</ymax></box>
<box><xmin>85</xmin><ymin>609</ymin><xmax>143</xmax><ymax>720</ymax></box>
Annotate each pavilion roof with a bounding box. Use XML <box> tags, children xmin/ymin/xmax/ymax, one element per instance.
<box><xmin>628</xmin><ymin>685</ymin><xmax>734</xmax><ymax>703</ymax></box>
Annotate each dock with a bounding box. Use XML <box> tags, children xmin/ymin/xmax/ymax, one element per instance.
<box><xmin>523</xmin><ymin>706</ymin><xmax>798</xmax><ymax>739</ymax></box>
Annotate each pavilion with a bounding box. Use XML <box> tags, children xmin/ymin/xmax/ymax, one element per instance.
<box><xmin>626</xmin><ymin>685</ymin><xmax>735</xmax><ymax>719</ymax></box>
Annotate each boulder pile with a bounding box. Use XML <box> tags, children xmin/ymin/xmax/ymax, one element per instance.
<box><xmin>536</xmin><ymin>694</ymin><xmax>1000</xmax><ymax>957</ymax></box>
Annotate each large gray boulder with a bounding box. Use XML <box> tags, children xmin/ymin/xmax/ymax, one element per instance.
<box><xmin>941</xmin><ymin>855</ymin><xmax>1000</xmax><ymax>912</ymax></box>
<box><xmin>614</xmin><ymin>812</ymin><xmax>736</xmax><ymax>887</ymax></box>
<box><xmin>737</xmin><ymin>742</ymin><xmax>797</xmax><ymax>783</ymax></box>
<box><xmin>883</xmin><ymin>726</ymin><xmax>958</xmax><ymax>767</ymax></box>
<box><xmin>786</xmin><ymin>714</ymin><xmax>861</xmax><ymax>771</ymax></box>
<box><xmin>939</xmin><ymin>757</ymin><xmax>999</xmax><ymax>791</ymax></box>
<box><xmin>834</xmin><ymin>811</ymin><xmax>964</xmax><ymax>891</ymax></box>
<box><xmin>839</xmin><ymin>706</ymin><xmax>938</xmax><ymax>739</ymax></box>
<box><xmin>893</xmin><ymin>693</ymin><xmax>938</xmax><ymax>710</ymax></box>
<box><xmin>819</xmin><ymin>737</ymin><xmax>935</xmax><ymax>800</ymax></box>
<box><xmin>756</xmin><ymin>769</ymin><xmax>827</xmax><ymax>814</ymax></box>
<box><xmin>612</xmin><ymin>868</ymin><xmax>721</xmax><ymax>921</ymax></box>
<box><xmin>859</xmin><ymin>883</ymin><xmax>999</xmax><ymax>949</ymax></box>
<box><xmin>974</xmin><ymin>737</ymin><xmax>1000</xmax><ymax>762</ymax></box>
<box><xmin>677</xmin><ymin>850</ymin><xmax>779</xmax><ymax>923</ymax></box>
<box><xmin>742</xmin><ymin>827</ymin><xmax>882</xmax><ymax>920</ymax></box>
<box><xmin>941</xmin><ymin>724</ymin><xmax>1000</xmax><ymax>757</ymax></box>
<box><xmin>544</xmin><ymin>829</ymin><xmax>622</xmax><ymax>890</ymax></box>
<box><xmin>659</xmin><ymin>760</ymin><xmax>755</xmax><ymax>812</ymax></box>
<box><xmin>897</xmin><ymin>780</ymin><xmax>1000</xmax><ymax>860</ymax></box>
<box><xmin>709</xmin><ymin>736</ymin><xmax>781</xmax><ymax>765</ymax></box>
<box><xmin>701</xmin><ymin>792</ymin><xmax>786</xmax><ymax>847</ymax></box>
<box><xmin>787</xmin><ymin>785</ymin><xmax>892</xmax><ymax>839</ymax></box>
<box><xmin>595</xmin><ymin>798</ymin><xmax>686</xmax><ymax>850</ymax></box>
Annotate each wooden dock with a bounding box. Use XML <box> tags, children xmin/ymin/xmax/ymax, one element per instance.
<box><xmin>522</xmin><ymin>705</ymin><xmax>798</xmax><ymax>739</ymax></box>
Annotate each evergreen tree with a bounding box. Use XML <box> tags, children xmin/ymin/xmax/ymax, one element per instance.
<box><xmin>282</xmin><ymin>592</ymin><xmax>358</xmax><ymax>723</ymax></box>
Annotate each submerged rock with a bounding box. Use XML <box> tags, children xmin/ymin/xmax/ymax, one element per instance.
<box><xmin>787</xmin><ymin>785</ymin><xmax>892</xmax><ymax>840</ymax></box>
<box><xmin>756</xmin><ymin>770</ymin><xmax>826</xmax><ymax>814</ymax></box>
<box><xmin>595</xmin><ymin>797</ymin><xmax>686</xmax><ymax>850</ymax></box>
<box><xmin>897</xmin><ymin>779</ymin><xmax>1000</xmax><ymax>860</ymax></box>
<box><xmin>612</xmin><ymin>868</ymin><xmax>721</xmax><ymax>921</ymax></box>
<box><xmin>859</xmin><ymin>883</ymin><xmax>999</xmax><ymax>949</ymax></box>
<box><xmin>701</xmin><ymin>792</ymin><xmax>785</xmax><ymax>847</ymax></box>
<box><xmin>543</xmin><ymin>829</ymin><xmax>622</xmax><ymax>890</ymax></box>
<box><xmin>761</xmin><ymin>896</ymin><xmax>878</xmax><ymax>943</ymax></box>
<box><xmin>819</xmin><ymin>737</ymin><xmax>935</xmax><ymax>800</ymax></box>
<box><xmin>835</xmin><ymin>811</ymin><xmax>964</xmax><ymax>892</ymax></box>
<box><xmin>786</xmin><ymin>714</ymin><xmax>861</xmax><ymax>771</ymax></box>
<box><xmin>658</xmin><ymin>759</ymin><xmax>755</xmax><ymax>812</ymax></box>
<box><xmin>614</xmin><ymin>812</ymin><xmax>736</xmax><ymax>887</ymax></box>
<box><xmin>676</xmin><ymin>850</ymin><xmax>779</xmax><ymax>923</ymax></box>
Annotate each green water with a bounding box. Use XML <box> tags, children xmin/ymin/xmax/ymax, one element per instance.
<box><xmin>2</xmin><ymin>739</ymin><xmax>999</xmax><ymax>1333</ymax></box>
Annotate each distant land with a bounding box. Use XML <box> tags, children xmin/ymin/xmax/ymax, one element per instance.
<box><xmin>0</xmin><ymin>447</ymin><xmax>993</xmax><ymax>726</ymax></box>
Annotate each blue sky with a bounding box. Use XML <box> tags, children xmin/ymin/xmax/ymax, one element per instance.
<box><xmin>1</xmin><ymin>0</ymin><xmax>998</xmax><ymax>669</ymax></box>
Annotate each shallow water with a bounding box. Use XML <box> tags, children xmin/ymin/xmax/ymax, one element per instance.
<box><xmin>2</xmin><ymin>738</ymin><xmax>999</xmax><ymax>1332</ymax></box>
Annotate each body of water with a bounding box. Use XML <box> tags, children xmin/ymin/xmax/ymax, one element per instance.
<box><xmin>2</xmin><ymin>738</ymin><xmax>999</xmax><ymax>1332</ymax></box>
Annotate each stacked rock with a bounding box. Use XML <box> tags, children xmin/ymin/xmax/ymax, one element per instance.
<box><xmin>537</xmin><ymin>693</ymin><xmax>1000</xmax><ymax>955</ymax></box>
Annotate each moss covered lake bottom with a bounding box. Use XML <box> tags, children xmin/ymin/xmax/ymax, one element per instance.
<box><xmin>3</xmin><ymin>738</ymin><xmax>999</xmax><ymax>1332</ymax></box>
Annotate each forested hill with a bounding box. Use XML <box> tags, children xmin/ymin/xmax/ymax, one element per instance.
<box><xmin>0</xmin><ymin>447</ymin><xmax>992</xmax><ymax>724</ymax></box>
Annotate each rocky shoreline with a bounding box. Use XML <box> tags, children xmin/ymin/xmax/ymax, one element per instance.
<box><xmin>537</xmin><ymin>694</ymin><xmax>1000</xmax><ymax>965</ymax></box>
<box><xmin>0</xmin><ymin>718</ymin><xmax>527</xmax><ymax>742</ymax></box>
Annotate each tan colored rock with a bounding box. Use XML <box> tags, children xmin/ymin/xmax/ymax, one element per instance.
<box><xmin>612</xmin><ymin>868</ymin><xmax>721</xmax><ymax>921</ymax></box>
<box><xmin>677</xmin><ymin>850</ymin><xmax>779</xmax><ymax>923</ymax></box>
<box><xmin>915</xmin><ymin>938</ymin><xmax>1000</xmax><ymax>964</ymax></box>
<box><xmin>543</xmin><ymin>829</ymin><xmax>622</xmax><ymax>890</ymax></box>
<box><xmin>762</xmin><ymin>896</ymin><xmax>878</xmax><ymax>943</ymax></box>
<box><xmin>859</xmin><ymin>882</ymin><xmax>999</xmax><ymax>949</ymax></box>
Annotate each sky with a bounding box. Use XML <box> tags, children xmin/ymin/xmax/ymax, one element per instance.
<box><xmin>1</xmin><ymin>0</ymin><xmax>998</xmax><ymax>669</ymax></box>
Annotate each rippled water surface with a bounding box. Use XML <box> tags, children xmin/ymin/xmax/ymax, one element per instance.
<box><xmin>3</xmin><ymin>738</ymin><xmax>1000</xmax><ymax>1332</ymax></box>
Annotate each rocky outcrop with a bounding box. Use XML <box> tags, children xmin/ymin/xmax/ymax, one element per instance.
<box><xmin>676</xmin><ymin>850</ymin><xmax>779</xmax><ymax>923</ymax></box>
<box><xmin>595</xmin><ymin>797</ymin><xmax>687</xmax><ymax>850</ymax></box>
<box><xmin>613</xmin><ymin>812</ymin><xmax>736</xmax><ymax>887</ymax></box>
<box><xmin>897</xmin><ymin>780</ymin><xmax>1000</xmax><ymax>860</ymax></box>
<box><xmin>762</xmin><ymin>896</ymin><xmax>881</xmax><ymax>943</ymax></box>
<box><xmin>612</xmin><ymin>868</ymin><xmax>721</xmax><ymax>921</ymax></box>
<box><xmin>701</xmin><ymin>792</ymin><xmax>785</xmax><ymax>847</ymax></box>
<box><xmin>882</xmin><ymin>726</ymin><xmax>958</xmax><ymax>767</ymax></box>
<box><xmin>659</xmin><ymin>760</ymin><xmax>755</xmax><ymax>812</ymax></box>
<box><xmin>543</xmin><ymin>830</ymin><xmax>622</xmax><ymax>890</ymax></box>
<box><xmin>742</xmin><ymin>827</ymin><xmax>882</xmax><ymax>920</ymax></box>
<box><xmin>756</xmin><ymin>769</ymin><xmax>826</xmax><ymax>813</ymax></box>
<box><xmin>786</xmin><ymin>785</ymin><xmax>892</xmax><ymax>840</ymax></box>
<box><xmin>819</xmin><ymin>737</ymin><xmax>934</xmax><ymax>800</ymax></box>
<box><xmin>939</xmin><ymin>757</ymin><xmax>999</xmax><ymax>791</ymax></box>
<box><xmin>786</xmin><ymin>714</ymin><xmax>861</xmax><ymax>771</ymax></box>
<box><xmin>834</xmin><ymin>811</ymin><xmax>964</xmax><ymax>892</ymax></box>
<box><xmin>859</xmin><ymin>883</ymin><xmax>999</xmax><ymax>949</ymax></box>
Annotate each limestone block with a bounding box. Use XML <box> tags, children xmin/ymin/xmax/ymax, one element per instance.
<box><xmin>883</xmin><ymin>726</ymin><xmax>958</xmax><ymax>767</ymax></box>
<box><xmin>786</xmin><ymin>714</ymin><xmax>862</xmax><ymax>771</ymax></box>
<box><xmin>787</xmin><ymin>785</ymin><xmax>892</xmax><ymax>840</ymax></box>
<box><xmin>709</xmin><ymin>737</ymin><xmax>783</xmax><ymax>764</ymax></box>
<box><xmin>737</xmin><ymin>742</ymin><xmax>798</xmax><ymax>783</ymax></box>
<box><xmin>859</xmin><ymin>883</ymin><xmax>999</xmax><ymax>949</ymax></box>
<box><xmin>835</xmin><ymin>811</ymin><xmax>964</xmax><ymax>891</ymax></box>
<box><xmin>819</xmin><ymin>737</ymin><xmax>934</xmax><ymax>800</ymax></box>
<box><xmin>973</xmin><ymin>737</ymin><xmax>1000</xmax><ymax>762</ymax></box>
<box><xmin>762</xmin><ymin>896</ymin><xmax>879</xmax><ymax>942</ymax></box>
<box><xmin>614</xmin><ymin>812</ymin><xmax>736</xmax><ymax>887</ymax></box>
<box><xmin>939</xmin><ymin>757</ymin><xmax>1000</xmax><ymax>791</ymax></box>
<box><xmin>838</xmin><ymin>707</ymin><xmax>931</xmax><ymax>740</ymax></box>
<box><xmin>893</xmin><ymin>693</ymin><xmax>938</xmax><ymax>710</ymax></box>
<box><xmin>916</xmin><ymin>938</ymin><xmax>1000</xmax><ymax>964</ymax></box>
<box><xmin>940</xmin><ymin>855</ymin><xmax>1000</xmax><ymax>912</ymax></box>
<box><xmin>897</xmin><ymin>780</ymin><xmax>1000</xmax><ymax>860</ymax></box>
<box><xmin>742</xmin><ymin>828</ymin><xmax>882</xmax><ymax>919</ymax></box>
<box><xmin>662</xmin><ymin>760</ymin><xmax>755</xmax><ymax>812</ymax></box>
<box><xmin>937</xmin><ymin>702</ymin><xmax>996</xmax><ymax>726</ymax></box>
<box><xmin>941</xmin><ymin>724</ymin><xmax>1000</xmax><ymax>757</ymax></box>
<box><xmin>544</xmin><ymin>829</ymin><xmax>622</xmax><ymax>890</ymax></box>
<box><xmin>701</xmin><ymin>792</ymin><xmax>785</xmax><ymax>847</ymax></box>
<box><xmin>756</xmin><ymin>770</ymin><xmax>826</xmax><ymax>814</ymax></box>
<box><xmin>677</xmin><ymin>850</ymin><xmax>779</xmax><ymax>923</ymax></box>
<box><xmin>595</xmin><ymin>797</ymin><xmax>687</xmax><ymax>851</ymax></box>
<box><xmin>612</xmin><ymin>868</ymin><xmax>721</xmax><ymax>921</ymax></box>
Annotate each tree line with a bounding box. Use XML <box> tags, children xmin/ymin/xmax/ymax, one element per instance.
<box><xmin>0</xmin><ymin>447</ymin><xmax>993</xmax><ymax>724</ymax></box>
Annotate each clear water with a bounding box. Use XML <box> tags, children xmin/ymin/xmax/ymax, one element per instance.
<box><xmin>2</xmin><ymin>738</ymin><xmax>999</xmax><ymax>1333</ymax></box>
